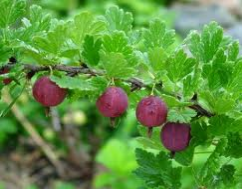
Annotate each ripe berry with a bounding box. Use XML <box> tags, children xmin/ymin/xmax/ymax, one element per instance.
<box><xmin>136</xmin><ymin>96</ymin><xmax>168</xmax><ymax>137</ymax></box>
<box><xmin>161</xmin><ymin>122</ymin><xmax>191</xmax><ymax>152</ymax></box>
<box><xmin>0</xmin><ymin>68</ymin><xmax>12</xmax><ymax>85</ymax></box>
<box><xmin>33</xmin><ymin>76</ymin><xmax>67</xmax><ymax>107</ymax></box>
<box><xmin>96</xmin><ymin>87</ymin><xmax>128</xmax><ymax>118</ymax></box>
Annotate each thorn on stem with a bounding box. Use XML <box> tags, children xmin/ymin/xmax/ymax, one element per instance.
<box><xmin>147</xmin><ymin>127</ymin><xmax>153</xmax><ymax>138</ymax></box>
<box><xmin>45</xmin><ymin>107</ymin><xmax>50</xmax><ymax>117</ymax></box>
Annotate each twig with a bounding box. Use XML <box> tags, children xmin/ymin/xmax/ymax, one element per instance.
<box><xmin>2</xmin><ymin>63</ymin><xmax>214</xmax><ymax>118</ymax></box>
<box><xmin>2</xmin><ymin>89</ymin><xmax>65</xmax><ymax>177</ymax></box>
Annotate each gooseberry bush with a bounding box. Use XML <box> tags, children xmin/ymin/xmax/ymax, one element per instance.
<box><xmin>0</xmin><ymin>0</ymin><xmax>242</xmax><ymax>188</ymax></box>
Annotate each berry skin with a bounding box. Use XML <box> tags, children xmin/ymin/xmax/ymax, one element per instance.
<box><xmin>161</xmin><ymin>122</ymin><xmax>191</xmax><ymax>152</ymax></box>
<box><xmin>136</xmin><ymin>96</ymin><xmax>168</xmax><ymax>127</ymax></box>
<box><xmin>0</xmin><ymin>68</ymin><xmax>12</xmax><ymax>85</ymax></box>
<box><xmin>96</xmin><ymin>87</ymin><xmax>128</xmax><ymax>118</ymax></box>
<box><xmin>33</xmin><ymin>76</ymin><xmax>67</xmax><ymax>107</ymax></box>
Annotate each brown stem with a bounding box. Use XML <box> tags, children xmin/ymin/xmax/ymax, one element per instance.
<box><xmin>1</xmin><ymin>63</ymin><xmax>214</xmax><ymax>118</ymax></box>
<box><xmin>147</xmin><ymin>127</ymin><xmax>153</xmax><ymax>138</ymax></box>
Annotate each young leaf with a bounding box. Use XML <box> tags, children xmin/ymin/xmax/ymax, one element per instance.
<box><xmin>134</xmin><ymin>149</ymin><xmax>182</xmax><ymax>189</ymax></box>
<box><xmin>102</xmin><ymin>31</ymin><xmax>133</xmax><ymax>61</ymax></box>
<box><xmin>82</xmin><ymin>35</ymin><xmax>102</xmax><ymax>67</ymax></box>
<box><xmin>167</xmin><ymin>107</ymin><xmax>197</xmax><ymax>123</ymax></box>
<box><xmin>166</xmin><ymin>49</ymin><xmax>196</xmax><ymax>82</ymax></box>
<box><xmin>34</xmin><ymin>23</ymin><xmax>68</xmax><ymax>54</ymax></box>
<box><xmin>148</xmin><ymin>47</ymin><xmax>167</xmax><ymax>72</ymax></box>
<box><xmin>0</xmin><ymin>0</ymin><xmax>26</xmax><ymax>28</ymax></box>
<box><xmin>100</xmin><ymin>52</ymin><xmax>136</xmax><ymax>79</ymax></box>
<box><xmin>228</xmin><ymin>41</ymin><xmax>239</xmax><ymax>61</ymax></box>
<box><xmin>70</xmin><ymin>12</ymin><xmax>106</xmax><ymax>46</ymax></box>
<box><xmin>17</xmin><ymin>5</ymin><xmax>52</xmax><ymax>42</ymax></box>
<box><xmin>50</xmin><ymin>75</ymin><xmax>96</xmax><ymax>91</ymax></box>
<box><xmin>105</xmin><ymin>6</ymin><xmax>133</xmax><ymax>33</ymax></box>
<box><xmin>143</xmin><ymin>19</ymin><xmax>175</xmax><ymax>49</ymax></box>
<box><xmin>187</xmin><ymin>22</ymin><xmax>223</xmax><ymax>63</ymax></box>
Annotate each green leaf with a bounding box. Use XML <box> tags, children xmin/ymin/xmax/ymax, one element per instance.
<box><xmin>134</xmin><ymin>149</ymin><xmax>182</xmax><ymax>189</ymax></box>
<box><xmin>90</xmin><ymin>76</ymin><xmax>108</xmax><ymax>93</ymax></box>
<box><xmin>34</xmin><ymin>24</ymin><xmax>76</xmax><ymax>56</ymax></box>
<box><xmin>0</xmin><ymin>0</ymin><xmax>26</xmax><ymax>28</ymax></box>
<box><xmin>216</xmin><ymin>164</ymin><xmax>236</xmax><ymax>187</ymax></box>
<box><xmin>70</xmin><ymin>12</ymin><xmax>106</xmax><ymax>46</ymax></box>
<box><xmin>191</xmin><ymin>121</ymin><xmax>208</xmax><ymax>146</ymax></box>
<box><xmin>17</xmin><ymin>5</ymin><xmax>52</xmax><ymax>42</ymax></box>
<box><xmin>167</xmin><ymin>107</ymin><xmax>197</xmax><ymax>123</ymax></box>
<box><xmin>199</xmin><ymin>138</ymin><xmax>227</xmax><ymax>186</ymax></box>
<box><xmin>224</xmin><ymin>133</ymin><xmax>242</xmax><ymax>159</ymax></box>
<box><xmin>0</xmin><ymin>42</ymin><xmax>11</xmax><ymax>63</ymax></box>
<box><xmin>148</xmin><ymin>47</ymin><xmax>167</xmax><ymax>72</ymax></box>
<box><xmin>143</xmin><ymin>19</ymin><xmax>175</xmax><ymax>49</ymax></box>
<box><xmin>228</xmin><ymin>41</ymin><xmax>239</xmax><ymax>61</ymax></box>
<box><xmin>50</xmin><ymin>75</ymin><xmax>96</xmax><ymax>91</ymax></box>
<box><xmin>100</xmin><ymin>52</ymin><xmax>136</xmax><ymax>79</ymax></box>
<box><xmin>174</xmin><ymin>142</ymin><xmax>195</xmax><ymax>166</ymax></box>
<box><xmin>166</xmin><ymin>49</ymin><xmax>196</xmax><ymax>82</ymax></box>
<box><xmin>208</xmin><ymin>115</ymin><xmax>242</xmax><ymax>136</ymax></box>
<box><xmin>82</xmin><ymin>35</ymin><xmax>101</xmax><ymax>67</ymax></box>
<box><xmin>135</xmin><ymin>137</ymin><xmax>162</xmax><ymax>151</ymax></box>
<box><xmin>160</xmin><ymin>94</ymin><xmax>192</xmax><ymax>108</ymax></box>
<box><xmin>105</xmin><ymin>6</ymin><xmax>133</xmax><ymax>33</ymax></box>
<box><xmin>102</xmin><ymin>31</ymin><xmax>134</xmax><ymax>61</ymax></box>
<box><xmin>187</xmin><ymin>22</ymin><xmax>223</xmax><ymax>63</ymax></box>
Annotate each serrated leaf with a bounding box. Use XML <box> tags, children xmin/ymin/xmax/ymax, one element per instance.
<box><xmin>17</xmin><ymin>5</ymin><xmax>52</xmax><ymax>42</ymax></box>
<box><xmin>166</xmin><ymin>49</ymin><xmax>196</xmax><ymax>82</ymax></box>
<box><xmin>167</xmin><ymin>107</ymin><xmax>197</xmax><ymax>123</ymax></box>
<box><xmin>135</xmin><ymin>137</ymin><xmax>162</xmax><ymax>151</ymax></box>
<box><xmin>50</xmin><ymin>75</ymin><xmax>96</xmax><ymax>91</ymax></box>
<box><xmin>34</xmin><ymin>24</ymin><xmax>70</xmax><ymax>55</ymax></box>
<box><xmin>100</xmin><ymin>52</ymin><xmax>136</xmax><ymax>79</ymax></box>
<box><xmin>23</xmin><ymin>47</ymin><xmax>53</xmax><ymax>65</ymax></box>
<box><xmin>187</xmin><ymin>22</ymin><xmax>223</xmax><ymax>63</ymax></box>
<box><xmin>160</xmin><ymin>94</ymin><xmax>192</xmax><ymax>108</ymax></box>
<box><xmin>82</xmin><ymin>35</ymin><xmax>101</xmax><ymax>66</ymax></box>
<box><xmin>199</xmin><ymin>138</ymin><xmax>227</xmax><ymax>186</ymax></box>
<box><xmin>174</xmin><ymin>142</ymin><xmax>195</xmax><ymax>166</ymax></box>
<box><xmin>208</xmin><ymin>115</ymin><xmax>242</xmax><ymax>136</ymax></box>
<box><xmin>70</xmin><ymin>12</ymin><xmax>106</xmax><ymax>46</ymax></box>
<box><xmin>134</xmin><ymin>149</ymin><xmax>182</xmax><ymax>189</ymax></box>
<box><xmin>102</xmin><ymin>31</ymin><xmax>134</xmax><ymax>63</ymax></box>
<box><xmin>143</xmin><ymin>19</ymin><xmax>175</xmax><ymax>49</ymax></box>
<box><xmin>224</xmin><ymin>133</ymin><xmax>242</xmax><ymax>159</ymax></box>
<box><xmin>148</xmin><ymin>47</ymin><xmax>167</xmax><ymax>72</ymax></box>
<box><xmin>191</xmin><ymin>121</ymin><xmax>208</xmax><ymax>146</ymax></box>
<box><xmin>0</xmin><ymin>0</ymin><xmax>26</xmax><ymax>28</ymax></box>
<box><xmin>105</xmin><ymin>6</ymin><xmax>133</xmax><ymax>33</ymax></box>
<box><xmin>217</xmin><ymin>164</ymin><xmax>236</xmax><ymax>187</ymax></box>
<box><xmin>228</xmin><ymin>41</ymin><xmax>239</xmax><ymax>61</ymax></box>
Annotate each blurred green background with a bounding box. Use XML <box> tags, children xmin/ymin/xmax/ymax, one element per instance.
<box><xmin>1</xmin><ymin>0</ymin><xmax>242</xmax><ymax>188</ymax></box>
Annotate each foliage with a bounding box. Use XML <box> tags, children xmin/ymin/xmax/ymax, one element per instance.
<box><xmin>0</xmin><ymin>1</ymin><xmax>242</xmax><ymax>189</ymax></box>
